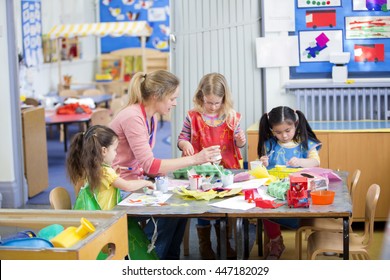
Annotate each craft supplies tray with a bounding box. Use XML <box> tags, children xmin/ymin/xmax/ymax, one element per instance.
<box><xmin>0</xmin><ymin>209</ymin><xmax>128</xmax><ymax>260</ymax></box>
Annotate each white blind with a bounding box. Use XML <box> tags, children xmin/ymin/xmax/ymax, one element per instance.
<box><xmin>170</xmin><ymin>0</ymin><xmax>263</xmax><ymax>161</ymax></box>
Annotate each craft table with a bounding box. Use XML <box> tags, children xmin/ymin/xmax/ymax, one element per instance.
<box><xmin>114</xmin><ymin>172</ymin><xmax>352</xmax><ymax>260</ymax></box>
<box><xmin>114</xmin><ymin>187</ymin><xmax>231</xmax><ymax>259</ymax></box>
<box><xmin>224</xmin><ymin>173</ymin><xmax>352</xmax><ymax>260</ymax></box>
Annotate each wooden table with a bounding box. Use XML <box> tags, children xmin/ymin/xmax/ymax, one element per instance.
<box><xmin>45</xmin><ymin>110</ymin><xmax>91</xmax><ymax>152</ymax></box>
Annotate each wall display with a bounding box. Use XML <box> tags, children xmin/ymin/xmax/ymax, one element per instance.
<box><xmin>297</xmin><ymin>0</ymin><xmax>341</xmax><ymax>8</ymax></box>
<box><xmin>346</xmin><ymin>16</ymin><xmax>390</xmax><ymax>38</ymax></box>
<box><xmin>299</xmin><ymin>30</ymin><xmax>343</xmax><ymax>62</ymax></box>
<box><xmin>264</xmin><ymin>0</ymin><xmax>296</xmax><ymax>32</ymax></box>
<box><xmin>256</xmin><ymin>36</ymin><xmax>299</xmax><ymax>67</ymax></box>
<box><xmin>353</xmin><ymin>0</ymin><xmax>389</xmax><ymax>11</ymax></box>
<box><xmin>290</xmin><ymin>0</ymin><xmax>390</xmax><ymax>79</ymax></box>
<box><xmin>21</xmin><ymin>0</ymin><xmax>43</xmax><ymax>67</ymax></box>
<box><xmin>100</xmin><ymin>0</ymin><xmax>169</xmax><ymax>53</ymax></box>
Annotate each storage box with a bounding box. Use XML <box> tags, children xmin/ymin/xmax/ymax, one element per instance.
<box><xmin>0</xmin><ymin>209</ymin><xmax>128</xmax><ymax>260</ymax></box>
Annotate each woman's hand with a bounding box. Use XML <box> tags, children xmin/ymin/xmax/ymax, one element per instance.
<box><xmin>194</xmin><ymin>145</ymin><xmax>221</xmax><ymax>165</ymax></box>
<box><xmin>234</xmin><ymin>130</ymin><xmax>246</xmax><ymax>147</ymax></box>
<box><xmin>259</xmin><ymin>155</ymin><xmax>269</xmax><ymax>167</ymax></box>
<box><xmin>179</xmin><ymin>140</ymin><xmax>195</xmax><ymax>156</ymax></box>
<box><xmin>142</xmin><ymin>180</ymin><xmax>155</xmax><ymax>190</ymax></box>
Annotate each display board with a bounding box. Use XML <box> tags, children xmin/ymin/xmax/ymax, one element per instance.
<box><xmin>21</xmin><ymin>0</ymin><xmax>43</xmax><ymax>67</ymax></box>
<box><xmin>290</xmin><ymin>0</ymin><xmax>390</xmax><ymax>79</ymax></box>
<box><xmin>99</xmin><ymin>0</ymin><xmax>170</xmax><ymax>53</ymax></box>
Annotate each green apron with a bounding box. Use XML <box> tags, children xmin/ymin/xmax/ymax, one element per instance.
<box><xmin>73</xmin><ymin>184</ymin><xmax>159</xmax><ymax>260</ymax></box>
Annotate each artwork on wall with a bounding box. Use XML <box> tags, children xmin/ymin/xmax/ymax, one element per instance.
<box><xmin>297</xmin><ymin>0</ymin><xmax>341</xmax><ymax>8</ymax></box>
<box><xmin>290</xmin><ymin>0</ymin><xmax>390</xmax><ymax>79</ymax></box>
<box><xmin>299</xmin><ymin>30</ymin><xmax>343</xmax><ymax>62</ymax></box>
<box><xmin>21</xmin><ymin>0</ymin><xmax>43</xmax><ymax>67</ymax></box>
<box><xmin>352</xmin><ymin>0</ymin><xmax>389</xmax><ymax>11</ymax></box>
<box><xmin>99</xmin><ymin>0</ymin><xmax>170</xmax><ymax>53</ymax></box>
<box><xmin>346</xmin><ymin>16</ymin><xmax>390</xmax><ymax>39</ymax></box>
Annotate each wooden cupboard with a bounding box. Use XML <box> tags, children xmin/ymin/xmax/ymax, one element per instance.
<box><xmin>247</xmin><ymin>122</ymin><xmax>390</xmax><ymax>221</ymax></box>
<box><xmin>21</xmin><ymin>107</ymin><xmax>49</xmax><ymax>197</ymax></box>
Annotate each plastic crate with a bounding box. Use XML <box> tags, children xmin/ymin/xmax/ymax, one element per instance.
<box><xmin>173</xmin><ymin>165</ymin><xmax>225</xmax><ymax>179</ymax></box>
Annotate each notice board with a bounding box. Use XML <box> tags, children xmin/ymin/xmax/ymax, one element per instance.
<box><xmin>290</xmin><ymin>0</ymin><xmax>390</xmax><ymax>79</ymax></box>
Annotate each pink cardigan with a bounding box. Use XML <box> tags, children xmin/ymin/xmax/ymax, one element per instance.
<box><xmin>109</xmin><ymin>103</ymin><xmax>162</xmax><ymax>180</ymax></box>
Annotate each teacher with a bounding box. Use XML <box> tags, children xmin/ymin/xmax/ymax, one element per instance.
<box><xmin>110</xmin><ymin>70</ymin><xmax>221</xmax><ymax>260</ymax></box>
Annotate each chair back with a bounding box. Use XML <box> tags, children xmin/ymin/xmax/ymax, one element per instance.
<box><xmin>59</xmin><ymin>89</ymin><xmax>79</xmax><ymax>98</ymax></box>
<box><xmin>82</xmin><ymin>88</ymin><xmax>103</xmax><ymax>96</ymax></box>
<box><xmin>90</xmin><ymin>108</ymin><xmax>112</xmax><ymax>126</ymax></box>
<box><xmin>362</xmin><ymin>184</ymin><xmax>381</xmax><ymax>249</ymax></box>
<box><xmin>25</xmin><ymin>97</ymin><xmax>40</xmax><ymax>106</ymax></box>
<box><xmin>350</xmin><ymin>169</ymin><xmax>361</xmax><ymax>223</ymax></box>
<box><xmin>110</xmin><ymin>97</ymin><xmax>126</xmax><ymax>118</ymax></box>
<box><xmin>49</xmin><ymin>187</ymin><xmax>72</xmax><ymax>209</ymax></box>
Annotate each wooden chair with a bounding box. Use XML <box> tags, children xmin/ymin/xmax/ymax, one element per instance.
<box><xmin>49</xmin><ymin>186</ymin><xmax>72</xmax><ymax>210</ymax></box>
<box><xmin>59</xmin><ymin>89</ymin><xmax>79</xmax><ymax>98</ymax></box>
<box><xmin>82</xmin><ymin>88</ymin><xmax>103</xmax><ymax>96</ymax></box>
<box><xmin>90</xmin><ymin>108</ymin><xmax>112</xmax><ymax>126</ymax></box>
<box><xmin>295</xmin><ymin>169</ymin><xmax>361</xmax><ymax>259</ymax></box>
<box><xmin>110</xmin><ymin>97</ymin><xmax>126</xmax><ymax>118</ymax></box>
<box><xmin>307</xmin><ymin>184</ymin><xmax>380</xmax><ymax>260</ymax></box>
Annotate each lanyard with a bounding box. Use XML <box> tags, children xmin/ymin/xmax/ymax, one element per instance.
<box><xmin>141</xmin><ymin>104</ymin><xmax>154</xmax><ymax>147</ymax></box>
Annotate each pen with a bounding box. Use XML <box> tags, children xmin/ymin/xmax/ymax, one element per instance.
<box><xmin>119</xmin><ymin>166</ymin><xmax>133</xmax><ymax>170</ymax></box>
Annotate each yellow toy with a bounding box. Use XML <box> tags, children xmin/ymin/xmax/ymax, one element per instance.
<box><xmin>50</xmin><ymin>217</ymin><xmax>95</xmax><ymax>248</ymax></box>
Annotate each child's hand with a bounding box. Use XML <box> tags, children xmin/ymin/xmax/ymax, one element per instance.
<box><xmin>287</xmin><ymin>157</ymin><xmax>301</xmax><ymax>167</ymax></box>
<box><xmin>259</xmin><ymin>155</ymin><xmax>269</xmax><ymax>167</ymax></box>
<box><xmin>180</xmin><ymin>141</ymin><xmax>195</xmax><ymax>156</ymax></box>
<box><xmin>143</xmin><ymin>180</ymin><xmax>155</xmax><ymax>190</ymax></box>
<box><xmin>234</xmin><ymin>130</ymin><xmax>246</xmax><ymax>147</ymax></box>
<box><xmin>113</xmin><ymin>165</ymin><xmax>121</xmax><ymax>174</ymax></box>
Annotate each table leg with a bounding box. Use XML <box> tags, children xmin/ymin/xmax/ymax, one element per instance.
<box><xmin>257</xmin><ymin>218</ymin><xmax>263</xmax><ymax>257</ymax></box>
<box><xmin>219</xmin><ymin>218</ymin><xmax>227</xmax><ymax>260</ymax></box>
<box><xmin>343</xmin><ymin>216</ymin><xmax>349</xmax><ymax>260</ymax></box>
<box><xmin>236</xmin><ymin>218</ymin><xmax>244</xmax><ymax>260</ymax></box>
<box><xmin>243</xmin><ymin>218</ymin><xmax>249</xmax><ymax>259</ymax></box>
<box><xmin>63</xmin><ymin>123</ymin><xmax>68</xmax><ymax>152</ymax></box>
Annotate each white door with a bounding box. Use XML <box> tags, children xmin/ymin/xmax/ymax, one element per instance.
<box><xmin>170</xmin><ymin>0</ymin><xmax>263</xmax><ymax>162</ymax></box>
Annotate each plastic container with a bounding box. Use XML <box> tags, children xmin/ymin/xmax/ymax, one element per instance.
<box><xmin>173</xmin><ymin>165</ymin><xmax>225</xmax><ymax>179</ymax></box>
<box><xmin>311</xmin><ymin>190</ymin><xmax>335</xmax><ymax>205</ymax></box>
<box><xmin>50</xmin><ymin>217</ymin><xmax>95</xmax><ymax>248</ymax></box>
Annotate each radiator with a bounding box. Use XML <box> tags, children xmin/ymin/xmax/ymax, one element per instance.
<box><xmin>286</xmin><ymin>87</ymin><xmax>390</xmax><ymax>121</ymax></box>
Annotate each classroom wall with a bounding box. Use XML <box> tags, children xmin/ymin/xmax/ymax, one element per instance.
<box><xmin>15</xmin><ymin>0</ymin><xmax>98</xmax><ymax>97</ymax></box>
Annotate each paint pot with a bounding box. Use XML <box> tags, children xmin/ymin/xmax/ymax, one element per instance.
<box><xmin>189</xmin><ymin>174</ymin><xmax>203</xmax><ymax>190</ymax></box>
<box><xmin>155</xmin><ymin>176</ymin><xmax>169</xmax><ymax>193</ymax></box>
<box><xmin>221</xmin><ymin>172</ymin><xmax>234</xmax><ymax>187</ymax></box>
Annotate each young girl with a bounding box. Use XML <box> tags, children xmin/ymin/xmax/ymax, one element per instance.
<box><xmin>257</xmin><ymin>106</ymin><xmax>321</xmax><ymax>260</ymax></box>
<box><xmin>66</xmin><ymin>125</ymin><xmax>154</xmax><ymax>211</ymax></box>
<box><xmin>177</xmin><ymin>73</ymin><xmax>246</xmax><ymax>259</ymax></box>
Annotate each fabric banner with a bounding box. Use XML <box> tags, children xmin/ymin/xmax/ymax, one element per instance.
<box><xmin>21</xmin><ymin>0</ymin><xmax>43</xmax><ymax>67</ymax></box>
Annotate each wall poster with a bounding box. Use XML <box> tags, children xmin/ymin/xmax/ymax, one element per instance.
<box><xmin>21</xmin><ymin>0</ymin><xmax>43</xmax><ymax>67</ymax></box>
<box><xmin>99</xmin><ymin>0</ymin><xmax>170</xmax><ymax>54</ymax></box>
<box><xmin>290</xmin><ymin>0</ymin><xmax>390</xmax><ymax>79</ymax></box>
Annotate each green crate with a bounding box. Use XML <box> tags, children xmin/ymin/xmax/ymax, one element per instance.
<box><xmin>172</xmin><ymin>165</ymin><xmax>225</xmax><ymax>179</ymax></box>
